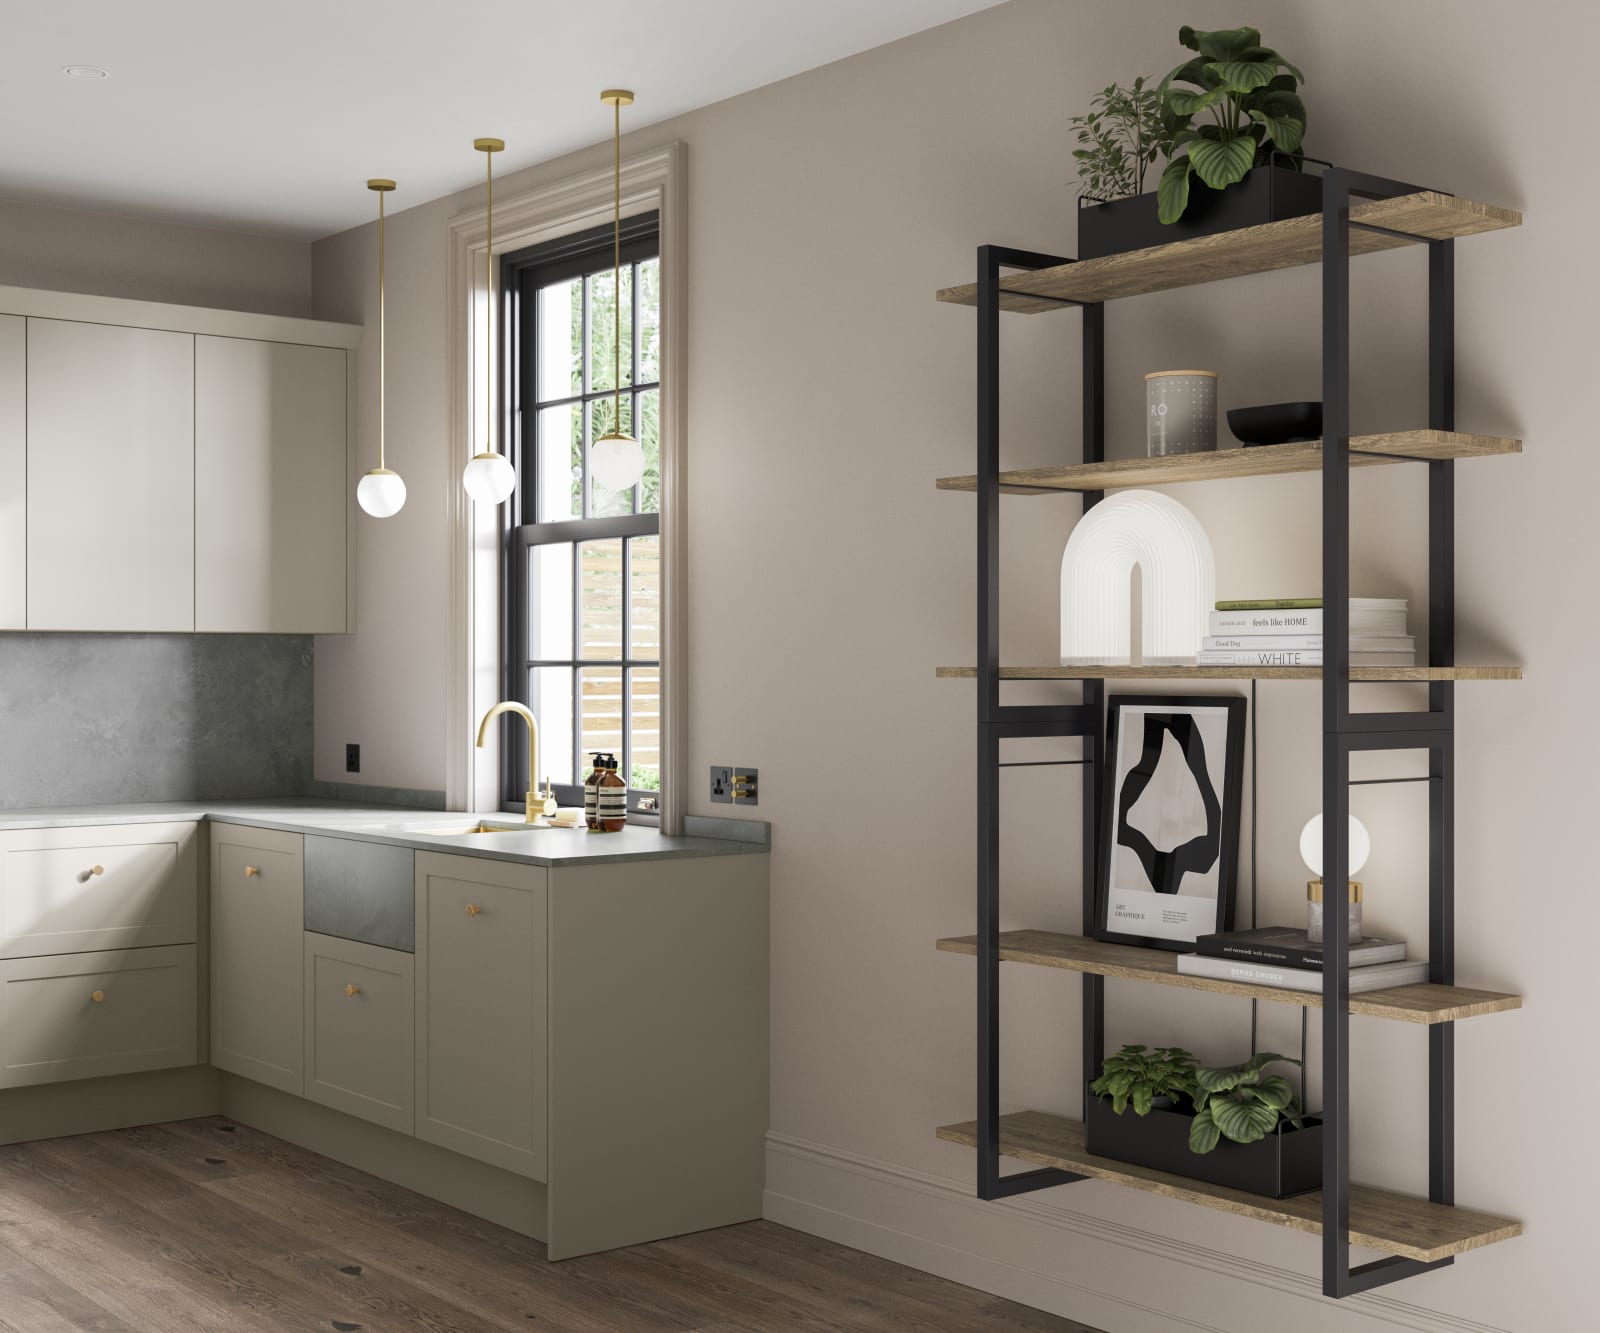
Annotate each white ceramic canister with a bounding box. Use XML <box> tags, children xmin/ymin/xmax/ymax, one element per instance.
<box><xmin>1145</xmin><ymin>369</ymin><xmax>1218</xmax><ymax>457</ymax></box>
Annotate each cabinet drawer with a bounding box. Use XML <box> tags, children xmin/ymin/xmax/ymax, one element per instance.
<box><xmin>0</xmin><ymin>822</ymin><xmax>199</xmax><ymax>958</ymax></box>
<box><xmin>304</xmin><ymin>932</ymin><xmax>413</xmax><ymax>1134</ymax></box>
<box><xmin>415</xmin><ymin>851</ymin><xmax>547</xmax><ymax>1179</ymax></box>
<box><xmin>0</xmin><ymin>945</ymin><xmax>197</xmax><ymax>1087</ymax></box>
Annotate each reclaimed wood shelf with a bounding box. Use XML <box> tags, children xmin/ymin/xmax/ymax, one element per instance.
<box><xmin>937</xmin><ymin>930</ymin><xmax>1522</xmax><ymax>1025</ymax></box>
<box><xmin>936</xmin><ymin>430</ymin><xmax>1521</xmax><ymax>495</ymax></box>
<box><xmin>936</xmin><ymin>664</ymin><xmax>1522</xmax><ymax>682</ymax></box>
<box><xmin>936</xmin><ymin>192</ymin><xmax>1521</xmax><ymax>312</ymax></box>
<box><xmin>935</xmin><ymin>1111</ymin><xmax>1521</xmax><ymax>1262</ymax></box>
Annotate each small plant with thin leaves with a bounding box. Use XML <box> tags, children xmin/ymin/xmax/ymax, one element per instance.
<box><xmin>1187</xmin><ymin>1052</ymin><xmax>1305</xmax><ymax>1153</ymax></box>
<box><xmin>1070</xmin><ymin>78</ymin><xmax>1178</xmax><ymax>203</ymax></box>
<box><xmin>1090</xmin><ymin>1043</ymin><xmax>1200</xmax><ymax>1116</ymax></box>
<box><xmin>1156</xmin><ymin>25</ymin><xmax>1308</xmax><ymax>225</ymax></box>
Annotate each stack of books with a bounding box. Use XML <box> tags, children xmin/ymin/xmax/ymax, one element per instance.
<box><xmin>1196</xmin><ymin>597</ymin><xmax>1416</xmax><ymax>668</ymax></box>
<box><xmin>1177</xmin><ymin>926</ymin><xmax>1428</xmax><ymax>993</ymax></box>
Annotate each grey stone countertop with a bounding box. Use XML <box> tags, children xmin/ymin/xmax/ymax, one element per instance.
<box><xmin>0</xmin><ymin>799</ymin><xmax>769</xmax><ymax>867</ymax></box>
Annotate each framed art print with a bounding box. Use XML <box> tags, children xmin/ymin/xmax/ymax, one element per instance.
<box><xmin>1095</xmin><ymin>694</ymin><xmax>1246</xmax><ymax>951</ymax></box>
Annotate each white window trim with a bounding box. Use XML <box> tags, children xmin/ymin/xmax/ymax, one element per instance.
<box><xmin>444</xmin><ymin>142</ymin><xmax>687</xmax><ymax>833</ymax></box>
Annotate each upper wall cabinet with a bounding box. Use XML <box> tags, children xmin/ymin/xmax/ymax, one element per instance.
<box><xmin>0</xmin><ymin>285</ymin><xmax>359</xmax><ymax>635</ymax></box>
<box><xmin>0</xmin><ymin>316</ymin><xmax>22</xmax><ymax>630</ymax></box>
<box><xmin>27</xmin><ymin>318</ymin><xmax>196</xmax><ymax>632</ymax></box>
<box><xmin>195</xmin><ymin>337</ymin><xmax>347</xmax><ymax>633</ymax></box>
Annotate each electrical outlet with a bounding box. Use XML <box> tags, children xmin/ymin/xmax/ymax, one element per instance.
<box><xmin>345</xmin><ymin>743</ymin><xmax>361</xmax><ymax>774</ymax></box>
<box><xmin>731</xmin><ymin>767</ymin><xmax>758</xmax><ymax>806</ymax></box>
<box><xmin>710</xmin><ymin>766</ymin><xmax>732</xmax><ymax>804</ymax></box>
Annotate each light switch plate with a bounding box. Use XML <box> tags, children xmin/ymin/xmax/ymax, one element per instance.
<box><xmin>732</xmin><ymin>767</ymin><xmax>758</xmax><ymax>806</ymax></box>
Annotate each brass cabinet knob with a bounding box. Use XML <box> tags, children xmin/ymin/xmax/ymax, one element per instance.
<box><xmin>244</xmin><ymin>865</ymin><xmax>260</xmax><ymax>878</ymax></box>
<box><xmin>345</xmin><ymin>983</ymin><xmax>361</xmax><ymax>998</ymax></box>
<box><xmin>91</xmin><ymin>990</ymin><xmax>105</xmax><ymax>1004</ymax></box>
<box><xmin>90</xmin><ymin>865</ymin><xmax>105</xmax><ymax>876</ymax></box>
<box><xmin>465</xmin><ymin>903</ymin><xmax>482</xmax><ymax>917</ymax></box>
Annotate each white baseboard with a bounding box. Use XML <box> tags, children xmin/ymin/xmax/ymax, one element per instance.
<box><xmin>763</xmin><ymin>1133</ymin><xmax>1510</xmax><ymax>1333</ymax></box>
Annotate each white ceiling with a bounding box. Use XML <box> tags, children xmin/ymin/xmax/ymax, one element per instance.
<box><xmin>0</xmin><ymin>0</ymin><xmax>1005</xmax><ymax>241</ymax></box>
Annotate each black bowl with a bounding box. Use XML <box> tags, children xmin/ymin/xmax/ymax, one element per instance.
<box><xmin>1227</xmin><ymin>401</ymin><xmax>1323</xmax><ymax>447</ymax></box>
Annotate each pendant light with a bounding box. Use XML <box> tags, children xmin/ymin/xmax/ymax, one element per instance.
<box><xmin>356</xmin><ymin>178</ymin><xmax>407</xmax><ymax>518</ymax></box>
<box><xmin>462</xmin><ymin>137</ymin><xmax>517</xmax><ymax>505</ymax></box>
<box><xmin>590</xmin><ymin>90</ymin><xmax>646</xmax><ymax>493</ymax></box>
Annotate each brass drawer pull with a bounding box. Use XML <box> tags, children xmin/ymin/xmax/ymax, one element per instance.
<box><xmin>465</xmin><ymin>903</ymin><xmax>482</xmax><ymax>917</ymax></box>
<box><xmin>91</xmin><ymin>990</ymin><xmax>105</xmax><ymax>1004</ymax></box>
<box><xmin>244</xmin><ymin>865</ymin><xmax>260</xmax><ymax>878</ymax></box>
<box><xmin>345</xmin><ymin>983</ymin><xmax>361</xmax><ymax>998</ymax></box>
<box><xmin>90</xmin><ymin>865</ymin><xmax>105</xmax><ymax>876</ymax></box>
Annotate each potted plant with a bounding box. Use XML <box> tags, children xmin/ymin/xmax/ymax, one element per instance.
<box><xmin>1075</xmin><ymin>26</ymin><xmax>1320</xmax><ymax>259</ymax></box>
<box><xmin>1088</xmin><ymin>1042</ymin><xmax>1198</xmax><ymax>1114</ymax></box>
<box><xmin>1086</xmin><ymin>1048</ymin><xmax>1321</xmax><ymax>1198</ymax></box>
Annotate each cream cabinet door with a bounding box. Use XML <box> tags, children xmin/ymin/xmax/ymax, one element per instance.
<box><xmin>414</xmin><ymin>851</ymin><xmax>547</xmax><ymax>1179</ymax></box>
<box><xmin>304</xmin><ymin>932</ymin><xmax>414</xmax><ymax>1134</ymax></box>
<box><xmin>26</xmin><ymin>318</ymin><xmax>195</xmax><ymax>631</ymax></box>
<box><xmin>0</xmin><ymin>315</ymin><xmax>23</xmax><ymax>629</ymax></box>
<box><xmin>0</xmin><ymin>821</ymin><xmax>198</xmax><ymax>958</ymax></box>
<box><xmin>194</xmin><ymin>336</ymin><xmax>347</xmax><ymax>633</ymax></box>
<box><xmin>210</xmin><ymin>825</ymin><xmax>304</xmax><ymax>1094</ymax></box>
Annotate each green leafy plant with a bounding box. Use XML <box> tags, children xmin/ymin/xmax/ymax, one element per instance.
<box><xmin>1090</xmin><ymin>1043</ymin><xmax>1199</xmax><ymax>1116</ymax></box>
<box><xmin>1070</xmin><ymin>78</ymin><xmax>1179</xmax><ymax>202</ymax></box>
<box><xmin>1156</xmin><ymin>26</ymin><xmax>1307</xmax><ymax>225</ymax></box>
<box><xmin>1187</xmin><ymin>1052</ymin><xmax>1304</xmax><ymax>1153</ymax></box>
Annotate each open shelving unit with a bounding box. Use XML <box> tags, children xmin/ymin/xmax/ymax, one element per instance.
<box><xmin>936</xmin><ymin>169</ymin><xmax>1524</xmax><ymax>1298</ymax></box>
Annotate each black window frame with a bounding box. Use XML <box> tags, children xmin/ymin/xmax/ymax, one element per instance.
<box><xmin>500</xmin><ymin>212</ymin><xmax>662</xmax><ymax>817</ymax></box>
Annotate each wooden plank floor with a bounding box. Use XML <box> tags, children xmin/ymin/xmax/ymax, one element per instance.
<box><xmin>0</xmin><ymin>1117</ymin><xmax>1101</xmax><ymax>1332</ymax></box>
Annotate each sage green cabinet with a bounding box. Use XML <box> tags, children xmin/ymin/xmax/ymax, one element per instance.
<box><xmin>414</xmin><ymin>851</ymin><xmax>547</xmax><ymax>1179</ymax></box>
<box><xmin>304</xmin><ymin>931</ymin><xmax>414</xmax><ymax>1135</ymax></box>
<box><xmin>210</xmin><ymin>825</ymin><xmax>304</xmax><ymax>1094</ymax></box>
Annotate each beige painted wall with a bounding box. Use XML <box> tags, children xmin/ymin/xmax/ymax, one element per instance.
<box><xmin>312</xmin><ymin>1</ymin><xmax>1590</xmax><ymax>1326</ymax></box>
<box><xmin>0</xmin><ymin>196</ymin><xmax>312</xmax><ymax>316</ymax></box>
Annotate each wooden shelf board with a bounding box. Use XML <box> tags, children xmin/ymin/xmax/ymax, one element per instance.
<box><xmin>936</xmin><ymin>192</ymin><xmax>1521</xmax><ymax>311</ymax></box>
<box><xmin>936</xmin><ymin>665</ymin><xmax>1522</xmax><ymax>682</ymax></box>
<box><xmin>937</xmin><ymin>930</ymin><xmax>1521</xmax><ymax>1024</ymax></box>
<box><xmin>935</xmin><ymin>1111</ymin><xmax>1521</xmax><ymax>1262</ymax></box>
<box><xmin>935</xmin><ymin>431</ymin><xmax>1521</xmax><ymax>495</ymax></box>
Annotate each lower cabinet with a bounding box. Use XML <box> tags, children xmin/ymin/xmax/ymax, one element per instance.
<box><xmin>414</xmin><ymin>851</ymin><xmax>547</xmax><ymax>1179</ymax></box>
<box><xmin>0</xmin><ymin>945</ymin><xmax>197</xmax><ymax>1087</ymax></box>
<box><xmin>211</xmin><ymin>825</ymin><xmax>304</xmax><ymax>1094</ymax></box>
<box><xmin>303</xmin><ymin>932</ymin><xmax>414</xmax><ymax>1135</ymax></box>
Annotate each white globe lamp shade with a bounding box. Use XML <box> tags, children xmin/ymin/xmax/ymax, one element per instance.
<box><xmin>1299</xmin><ymin>814</ymin><xmax>1371</xmax><ymax>879</ymax></box>
<box><xmin>356</xmin><ymin>468</ymin><xmax>407</xmax><ymax>518</ymax></box>
<box><xmin>462</xmin><ymin>450</ymin><xmax>516</xmax><ymax>505</ymax></box>
<box><xmin>591</xmin><ymin>431</ymin><xmax>645</xmax><ymax>493</ymax></box>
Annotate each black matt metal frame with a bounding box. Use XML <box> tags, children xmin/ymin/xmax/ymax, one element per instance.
<box><xmin>968</xmin><ymin>168</ymin><xmax>1459</xmax><ymax>1297</ymax></box>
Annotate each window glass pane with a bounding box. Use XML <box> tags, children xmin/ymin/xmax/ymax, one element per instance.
<box><xmin>579</xmin><ymin>666</ymin><xmax>623</xmax><ymax>770</ymax></box>
<box><xmin>637</xmin><ymin>387</ymin><xmax>659</xmax><ymax>516</ymax></box>
<box><xmin>535</xmin><ymin>403</ymin><xmax>581</xmax><ymax>522</ymax></box>
<box><xmin>629</xmin><ymin>667</ymin><xmax>660</xmax><ymax>793</ymax></box>
<box><xmin>578</xmin><ymin>537</ymin><xmax>624</xmax><ymax>660</ymax></box>
<box><xmin>536</xmin><ymin>277</ymin><xmax>582</xmax><ymax>400</ymax></box>
<box><xmin>526</xmin><ymin>542</ymin><xmax>573</xmax><ymax>660</ymax></box>
<box><xmin>628</xmin><ymin>535</ymin><xmax>659</xmax><ymax>661</ymax></box>
<box><xmin>588</xmin><ymin>264</ymin><xmax>633</xmax><ymax>394</ymax></box>
<box><xmin>528</xmin><ymin>666</ymin><xmax>575</xmax><ymax>786</ymax></box>
<box><xmin>638</xmin><ymin>257</ymin><xmax>660</xmax><ymax>385</ymax></box>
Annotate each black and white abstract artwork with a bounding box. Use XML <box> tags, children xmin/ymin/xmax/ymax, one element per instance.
<box><xmin>1096</xmin><ymin>695</ymin><xmax>1246</xmax><ymax>949</ymax></box>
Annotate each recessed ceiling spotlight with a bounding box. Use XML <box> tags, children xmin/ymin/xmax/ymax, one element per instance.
<box><xmin>62</xmin><ymin>65</ymin><xmax>109</xmax><ymax>79</ymax></box>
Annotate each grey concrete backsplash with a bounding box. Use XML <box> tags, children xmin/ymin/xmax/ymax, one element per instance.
<box><xmin>0</xmin><ymin>635</ymin><xmax>312</xmax><ymax>807</ymax></box>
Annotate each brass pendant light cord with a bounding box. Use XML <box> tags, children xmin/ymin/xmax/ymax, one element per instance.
<box><xmin>612</xmin><ymin>95</ymin><xmax>622</xmax><ymax>436</ymax></box>
<box><xmin>377</xmin><ymin>188</ymin><xmax>386</xmax><ymax>470</ymax></box>
<box><xmin>485</xmin><ymin>147</ymin><xmax>493</xmax><ymax>456</ymax></box>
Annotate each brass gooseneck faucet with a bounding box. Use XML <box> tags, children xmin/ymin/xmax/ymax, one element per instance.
<box><xmin>475</xmin><ymin>702</ymin><xmax>553</xmax><ymax>825</ymax></box>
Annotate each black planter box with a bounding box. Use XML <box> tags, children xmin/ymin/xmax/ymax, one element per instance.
<box><xmin>1084</xmin><ymin>1087</ymin><xmax>1322</xmax><ymax>1198</ymax></box>
<box><xmin>1077</xmin><ymin>164</ymin><xmax>1323</xmax><ymax>260</ymax></box>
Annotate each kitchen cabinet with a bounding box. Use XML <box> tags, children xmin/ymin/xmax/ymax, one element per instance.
<box><xmin>304</xmin><ymin>932</ymin><xmax>414</xmax><ymax>1134</ymax></box>
<box><xmin>0</xmin><ymin>822</ymin><xmax>198</xmax><ymax>959</ymax></box>
<box><xmin>0</xmin><ymin>315</ymin><xmax>22</xmax><ymax>630</ymax></box>
<box><xmin>195</xmin><ymin>336</ymin><xmax>347</xmax><ymax>633</ymax></box>
<box><xmin>0</xmin><ymin>944</ymin><xmax>196</xmax><ymax>1088</ymax></box>
<box><xmin>25</xmin><ymin>318</ymin><xmax>196</xmax><ymax>631</ymax></box>
<box><xmin>414</xmin><ymin>851</ymin><xmax>546</xmax><ymax>1179</ymax></box>
<box><xmin>210</xmin><ymin>825</ymin><xmax>304</xmax><ymax>1094</ymax></box>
